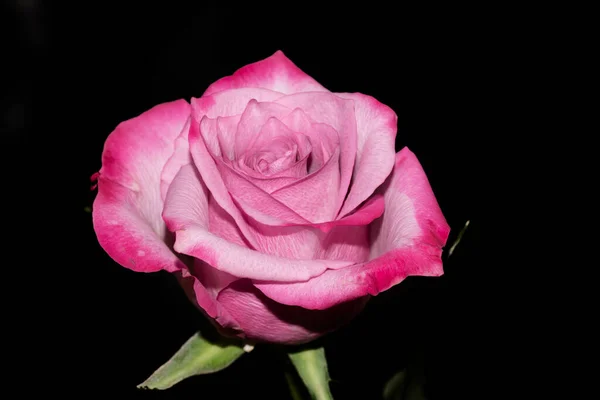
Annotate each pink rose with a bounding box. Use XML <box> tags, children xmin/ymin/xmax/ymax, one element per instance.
<box><xmin>92</xmin><ymin>51</ymin><xmax>450</xmax><ymax>345</ymax></box>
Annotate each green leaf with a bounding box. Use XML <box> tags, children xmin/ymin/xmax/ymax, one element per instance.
<box><xmin>137</xmin><ymin>331</ymin><xmax>246</xmax><ymax>390</ymax></box>
<box><xmin>448</xmin><ymin>219</ymin><xmax>470</xmax><ymax>257</ymax></box>
<box><xmin>383</xmin><ymin>369</ymin><xmax>407</xmax><ymax>400</ymax></box>
<box><xmin>288</xmin><ymin>346</ymin><xmax>333</xmax><ymax>400</ymax></box>
<box><xmin>383</xmin><ymin>354</ymin><xmax>427</xmax><ymax>400</ymax></box>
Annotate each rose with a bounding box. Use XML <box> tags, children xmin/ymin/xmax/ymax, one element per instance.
<box><xmin>92</xmin><ymin>51</ymin><xmax>450</xmax><ymax>345</ymax></box>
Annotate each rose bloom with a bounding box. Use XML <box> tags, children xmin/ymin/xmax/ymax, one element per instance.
<box><xmin>92</xmin><ymin>51</ymin><xmax>450</xmax><ymax>345</ymax></box>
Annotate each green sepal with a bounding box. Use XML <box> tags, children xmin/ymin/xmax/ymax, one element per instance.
<box><xmin>137</xmin><ymin>331</ymin><xmax>246</xmax><ymax>390</ymax></box>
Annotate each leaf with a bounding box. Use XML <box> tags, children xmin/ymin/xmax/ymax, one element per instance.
<box><xmin>288</xmin><ymin>346</ymin><xmax>334</xmax><ymax>400</ymax></box>
<box><xmin>383</xmin><ymin>369</ymin><xmax>407</xmax><ymax>400</ymax></box>
<box><xmin>383</xmin><ymin>354</ymin><xmax>427</xmax><ymax>400</ymax></box>
<box><xmin>448</xmin><ymin>219</ymin><xmax>470</xmax><ymax>257</ymax></box>
<box><xmin>137</xmin><ymin>331</ymin><xmax>246</xmax><ymax>390</ymax></box>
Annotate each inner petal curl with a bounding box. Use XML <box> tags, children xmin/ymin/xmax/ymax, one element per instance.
<box><xmin>239</xmin><ymin>117</ymin><xmax>312</xmax><ymax>177</ymax></box>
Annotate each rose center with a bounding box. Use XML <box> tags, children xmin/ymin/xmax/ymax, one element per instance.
<box><xmin>248</xmin><ymin>142</ymin><xmax>299</xmax><ymax>175</ymax></box>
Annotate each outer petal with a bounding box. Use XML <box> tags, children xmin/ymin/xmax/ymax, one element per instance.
<box><xmin>174</xmin><ymin>266</ymin><xmax>242</xmax><ymax>335</ymax></box>
<box><xmin>244</xmin><ymin>219</ymin><xmax>323</xmax><ymax>260</ymax></box>
<box><xmin>316</xmin><ymin>225</ymin><xmax>371</xmax><ymax>263</ymax></box>
<box><xmin>92</xmin><ymin>99</ymin><xmax>190</xmax><ymax>273</ymax></box>
<box><xmin>336</xmin><ymin>93</ymin><xmax>398</xmax><ymax>218</ymax></box>
<box><xmin>174</xmin><ymin>225</ymin><xmax>353</xmax><ymax>282</ymax></box>
<box><xmin>93</xmin><ymin>180</ymin><xmax>184</xmax><ymax>273</ymax></box>
<box><xmin>163</xmin><ymin>164</ymin><xmax>354</xmax><ymax>282</ymax></box>
<box><xmin>255</xmin><ymin>148</ymin><xmax>450</xmax><ymax>309</ymax></box>
<box><xmin>216</xmin><ymin>280</ymin><xmax>368</xmax><ymax>345</ymax></box>
<box><xmin>369</xmin><ymin>148</ymin><xmax>450</xmax><ymax>258</ymax></box>
<box><xmin>203</xmin><ymin>50</ymin><xmax>328</xmax><ymax>96</ymax></box>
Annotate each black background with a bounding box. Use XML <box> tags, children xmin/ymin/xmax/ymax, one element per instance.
<box><xmin>5</xmin><ymin>2</ymin><xmax>492</xmax><ymax>399</ymax></box>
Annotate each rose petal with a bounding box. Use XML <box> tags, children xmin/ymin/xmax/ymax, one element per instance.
<box><xmin>197</xmin><ymin>116</ymin><xmax>310</xmax><ymax>225</ymax></box>
<box><xmin>94</xmin><ymin>179</ymin><xmax>184</xmax><ymax>273</ymax></box>
<box><xmin>315</xmin><ymin>194</ymin><xmax>386</xmax><ymax>233</ymax></box>
<box><xmin>160</xmin><ymin>117</ymin><xmax>192</xmax><ymax>201</ymax></box>
<box><xmin>232</xmin><ymin>168</ymin><xmax>300</xmax><ymax>194</ymax></box>
<box><xmin>335</xmin><ymin>93</ymin><xmax>397</xmax><ymax>218</ymax></box>
<box><xmin>190</xmin><ymin>259</ymin><xmax>237</xmax><ymax>305</ymax></box>
<box><xmin>92</xmin><ymin>99</ymin><xmax>190</xmax><ymax>273</ymax></box>
<box><xmin>175</xmin><ymin>266</ymin><xmax>242</xmax><ymax>334</ymax></box>
<box><xmin>203</xmin><ymin>50</ymin><xmax>328</xmax><ymax>96</ymax></box>
<box><xmin>223</xmin><ymin>186</ymin><xmax>384</xmax><ymax>236</ymax></box>
<box><xmin>163</xmin><ymin>164</ymin><xmax>355</xmax><ymax>282</ymax></box>
<box><xmin>196</xmin><ymin>112</ymin><xmax>313</xmax><ymax>226</ymax></box>
<box><xmin>234</xmin><ymin>99</ymin><xmax>292</xmax><ymax>156</ymax></box>
<box><xmin>92</xmin><ymin>101</ymin><xmax>232</xmax><ymax>332</ymax></box>
<box><xmin>240</xmin><ymin>219</ymin><xmax>371</xmax><ymax>265</ymax></box>
<box><xmin>275</xmin><ymin>92</ymin><xmax>357</xmax><ymax>216</ymax></box>
<box><xmin>190</xmin><ymin>89</ymin><xmax>285</xmax><ymax>169</ymax></box>
<box><xmin>192</xmin><ymin>88</ymin><xmax>285</xmax><ymax>119</ymax></box>
<box><xmin>316</xmin><ymin>225</ymin><xmax>371</xmax><ymax>263</ymax></box>
<box><xmin>188</xmin><ymin>114</ymin><xmax>261</xmax><ymax>248</ymax></box>
<box><xmin>210</xmin><ymin>185</ymin><xmax>324</xmax><ymax>261</ymax></box>
<box><xmin>254</xmin><ymin>148</ymin><xmax>450</xmax><ymax>309</ymax></box>
<box><xmin>216</xmin><ymin>280</ymin><xmax>368</xmax><ymax>344</ymax></box>
<box><xmin>270</xmin><ymin>147</ymin><xmax>341</xmax><ymax>223</ymax></box>
<box><xmin>281</xmin><ymin>109</ymin><xmax>339</xmax><ymax>173</ymax></box>
<box><xmin>214</xmin><ymin>155</ymin><xmax>311</xmax><ymax>225</ymax></box>
<box><xmin>219</xmin><ymin>115</ymin><xmax>245</xmax><ymax>161</ymax></box>
<box><xmin>243</xmin><ymin>118</ymin><xmax>311</xmax><ymax>175</ymax></box>
<box><xmin>221</xmin><ymin>199</ymin><xmax>372</xmax><ymax>263</ymax></box>
<box><xmin>244</xmin><ymin>219</ymin><xmax>323</xmax><ymax>260</ymax></box>
<box><xmin>234</xmin><ymin>119</ymin><xmax>312</xmax><ymax>193</ymax></box>
<box><xmin>198</xmin><ymin>114</ymin><xmax>238</xmax><ymax>159</ymax></box>
<box><xmin>369</xmin><ymin>148</ymin><xmax>450</xmax><ymax>257</ymax></box>
<box><xmin>174</xmin><ymin>219</ymin><xmax>352</xmax><ymax>284</ymax></box>
<box><xmin>207</xmin><ymin>193</ymin><xmax>250</xmax><ymax>248</ymax></box>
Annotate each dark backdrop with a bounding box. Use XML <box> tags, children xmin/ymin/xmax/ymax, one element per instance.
<box><xmin>5</xmin><ymin>2</ymin><xmax>490</xmax><ymax>399</ymax></box>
